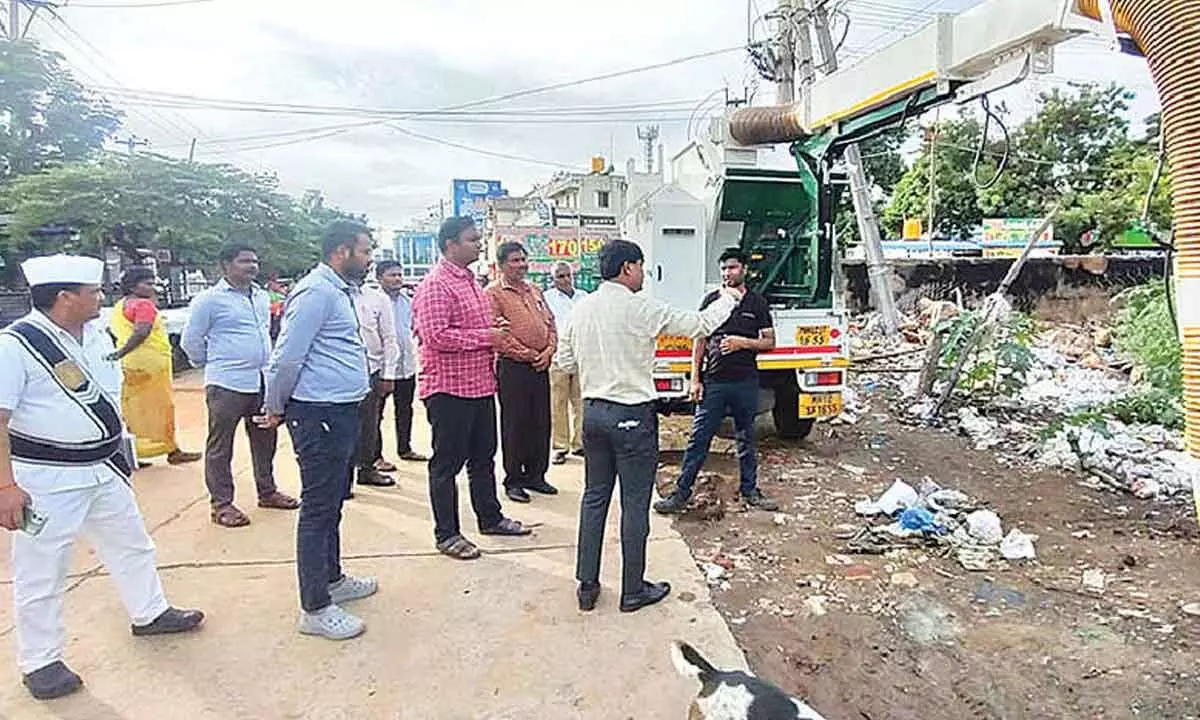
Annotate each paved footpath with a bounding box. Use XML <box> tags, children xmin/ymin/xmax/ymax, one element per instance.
<box><xmin>0</xmin><ymin>373</ymin><xmax>743</xmax><ymax>719</ymax></box>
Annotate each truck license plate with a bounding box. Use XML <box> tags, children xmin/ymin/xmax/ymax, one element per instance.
<box><xmin>794</xmin><ymin>325</ymin><xmax>832</xmax><ymax>347</ymax></box>
<box><xmin>798</xmin><ymin>393</ymin><xmax>843</xmax><ymax>418</ymax></box>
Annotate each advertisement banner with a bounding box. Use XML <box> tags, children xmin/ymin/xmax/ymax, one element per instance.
<box><xmin>452</xmin><ymin>179</ymin><xmax>505</xmax><ymax>226</ymax></box>
<box><xmin>980</xmin><ymin>217</ymin><xmax>1059</xmax><ymax>257</ymax></box>
<box><xmin>493</xmin><ymin>226</ymin><xmax>620</xmax><ymax>291</ymax></box>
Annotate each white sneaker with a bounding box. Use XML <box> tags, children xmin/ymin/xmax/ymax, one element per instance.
<box><xmin>329</xmin><ymin>575</ymin><xmax>378</xmax><ymax>604</ymax></box>
<box><xmin>299</xmin><ymin>604</ymin><xmax>365</xmax><ymax>640</ymax></box>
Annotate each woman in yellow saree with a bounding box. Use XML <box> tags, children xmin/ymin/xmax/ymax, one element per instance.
<box><xmin>108</xmin><ymin>267</ymin><xmax>201</xmax><ymax>466</ymax></box>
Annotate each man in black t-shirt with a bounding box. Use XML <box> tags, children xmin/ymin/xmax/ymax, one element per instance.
<box><xmin>655</xmin><ymin>248</ymin><xmax>779</xmax><ymax>514</ymax></box>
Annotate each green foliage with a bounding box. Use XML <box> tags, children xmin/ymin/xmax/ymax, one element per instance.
<box><xmin>1113</xmin><ymin>282</ymin><xmax>1181</xmax><ymax>397</ymax></box>
<box><xmin>882</xmin><ymin>115</ymin><xmax>997</xmax><ymax>238</ymax></box>
<box><xmin>878</xmin><ymin>83</ymin><xmax>1168</xmax><ymax>247</ymax></box>
<box><xmin>1040</xmin><ymin>407</ymin><xmax>1112</xmax><ymax>442</ymax></box>
<box><xmin>0</xmin><ymin>153</ymin><xmax>367</xmax><ymax>278</ymax></box>
<box><xmin>1105</xmin><ymin>387</ymin><xmax>1184</xmax><ymax>430</ymax></box>
<box><xmin>0</xmin><ymin>41</ymin><xmax>121</xmax><ymax>179</ymax></box>
<box><xmin>935</xmin><ymin>309</ymin><xmax>1035</xmax><ymax>398</ymax></box>
<box><xmin>834</xmin><ymin>125</ymin><xmax>914</xmax><ymax>245</ymax></box>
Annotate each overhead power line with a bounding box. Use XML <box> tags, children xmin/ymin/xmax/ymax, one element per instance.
<box><xmin>32</xmin><ymin>15</ymin><xmax>197</xmax><ymax>143</ymax></box>
<box><xmin>63</xmin><ymin>0</ymin><xmax>216</xmax><ymax>7</ymax></box>
<box><xmin>385</xmin><ymin>124</ymin><xmax>583</xmax><ymax>171</ymax></box>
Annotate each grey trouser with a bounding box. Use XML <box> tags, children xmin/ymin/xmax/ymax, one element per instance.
<box><xmin>575</xmin><ymin>398</ymin><xmax>658</xmax><ymax>598</ymax></box>
<box><xmin>204</xmin><ymin>385</ymin><xmax>278</xmax><ymax>507</ymax></box>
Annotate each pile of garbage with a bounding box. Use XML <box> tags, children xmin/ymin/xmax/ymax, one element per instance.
<box><xmin>849</xmin><ymin>478</ymin><xmax>1038</xmax><ymax>572</ymax></box>
<box><xmin>1038</xmin><ymin>419</ymin><xmax>1200</xmax><ymax>499</ymax></box>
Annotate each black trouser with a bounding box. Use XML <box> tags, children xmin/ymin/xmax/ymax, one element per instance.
<box><xmin>424</xmin><ymin>393</ymin><xmax>505</xmax><ymax>544</ymax></box>
<box><xmin>378</xmin><ymin>377</ymin><xmax>416</xmax><ymax>456</ymax></box>
<box><xmin>355</xmin><ymin>372</ymin><xmax>386</xmax><ymax>475</ymax></box>
<box><xmin>285</xmin><ymin>400</ymin><xmax>358</xmax><ymax>612</ymax></box>
<box><xmin>575</xmin><ymin>398</ymin><xmax>658</xmax><ymax>598</ymax></box>
<box><xmin>204</xmin><ymin>385</ymin><xmax>278</xmax><ymax>508</ymax></box>
<box><xmin>497</xmin><ymin>357</ymin><xmax>551</xmax><ymax>490</ymax></box>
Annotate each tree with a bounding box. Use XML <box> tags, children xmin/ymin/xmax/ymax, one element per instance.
<box><xmin>0</xmin><ymin>40</ymin><xmax>122</xmax><ymax>179</ymax></box>
<box><xmin>0</xmin><ymin>153</ymin><xmax>365</xmax><ymax>278</ymax></box>
<box><xmin>977</xmin><ymin>83</ymin><xmax>1140</xmax><ymax>247</ymax></box>
<box><xmin>882</xmin><ymin>114</ymin><xmax>1000</xmax><ymax>238</ymax></box>
<box><xmin>833</xmin><ymin>125</ymin><xmax>913</xmax><ymax>244</ymax></box>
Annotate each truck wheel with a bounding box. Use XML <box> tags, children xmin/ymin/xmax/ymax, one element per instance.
<box><xmin>772</xmin><ymin>390</ymin><xmax>815</xmax><ymax>440</ymax></box>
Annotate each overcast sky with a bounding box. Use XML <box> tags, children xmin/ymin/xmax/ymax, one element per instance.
<box><xmin>27</xmin><ymin>0</ymin><xmax>1159</xmax><ymax>228</ymax></box>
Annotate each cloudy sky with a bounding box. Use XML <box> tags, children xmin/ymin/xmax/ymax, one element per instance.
<box><xmin>27</xmin><ymin>0</ymin><xmax>1158</xmax><ymax>228</ymax></box>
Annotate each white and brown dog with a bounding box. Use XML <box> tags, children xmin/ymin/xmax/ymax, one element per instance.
<box><xmin>671</xmin><ymin>641</ymin><xmax>828</xmax><ymax>720</ymax></box>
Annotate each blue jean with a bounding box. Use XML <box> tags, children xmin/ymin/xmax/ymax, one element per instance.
<box><xmin>674</xmin><ymin>377</ymin><xmax>760</xmax><ymax>499</ymax></box>
<box><xmin>285</xmin><ymin>400</ymin><xmax>359</xmax><ymax>612</ymax></box>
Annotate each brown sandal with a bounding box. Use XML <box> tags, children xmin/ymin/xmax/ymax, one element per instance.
<box><xmin>211</xmin><ymin>505</ymin><xmax>251</xmax><ymax>528</ymax></box>
<box><xmin>257</xmin><ymin>491</ymin><xmax>300</xmax><ymax>510</ymax></box>
<box><xmin>437</xmin><ymin>535</ymin><xmax>481</xmax><ymax>560</ymax></box>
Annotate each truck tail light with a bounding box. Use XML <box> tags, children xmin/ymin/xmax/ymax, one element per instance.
<box><xmin>806</xmin><ymin>371</ymin><xmax>843</xmax><ymax>387</ymax></box>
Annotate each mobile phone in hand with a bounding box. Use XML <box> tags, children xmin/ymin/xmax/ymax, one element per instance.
<box><xmin>21</xmin><ymin>505</ymin><xmax>47</xmax><ymax>537</ymax></box>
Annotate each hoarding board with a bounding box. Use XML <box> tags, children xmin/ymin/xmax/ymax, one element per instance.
<box><xmin>452</xmin><ymin>179</ymin><xmax>505</xmax><ymax>226</ymax></box>
<box><xmin>492</xmin><ymin>226</ymin><xmax>620</xmax><ymax>292</ymax></box>
<box><xmin>980</xmin><ymin>218</ymin><xmax>1059</xmax><ymax>258</ymax></box>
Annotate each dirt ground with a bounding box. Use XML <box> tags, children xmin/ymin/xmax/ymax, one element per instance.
<box><xmin>659</xmin><ymin>387</ymin><xmax>1199</xmax><ymax>720</ymax></box>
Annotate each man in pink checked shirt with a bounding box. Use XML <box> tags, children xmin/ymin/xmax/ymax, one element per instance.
<box><xmin>412</xmin><ymin>217</ymin><xmax>532</xmax><ymax>561</ymax></box>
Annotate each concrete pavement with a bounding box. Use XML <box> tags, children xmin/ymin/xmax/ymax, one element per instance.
<box><xmin>0</xmin><ymin>374</ymin><xmax>744</xmax><ymax>718</ymax></box>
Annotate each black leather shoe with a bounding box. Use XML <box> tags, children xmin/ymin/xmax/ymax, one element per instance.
<box><xmin>505</xmin><ymin>487</ymin><xmax>531</xmax><ymax>504</ymax></box>
<box><xmin>357</xmin><ymin>470</ymin><xmax>396</xmax><ymax>487</ymax></box>
<box><xmin>23</xmin><ymin>661</ymin><xmax>82</xmax><ymax>700</ymax></box>
<box><xmin>620</xmin><ymin>581</ymin><xmax>671</xmax><ymax>613</ymax></box>
<box><xmin>527</xmin><ymin>480</ymin><xmax>558</xmax><ymax>496</ymax></box>
<box><xmin>132</xmin><ymin>607</ymin><xmax>205</xmax><ymax>636</ymax></box>
<box><xmin>653</xmin><ymin>493</ymin><xmax>688</xmax><ymax>515</ymax></box>
<box><xmin>578</xmin><ymin>582</ymin><xmax>601</xmax><ymax>612</ymax></box>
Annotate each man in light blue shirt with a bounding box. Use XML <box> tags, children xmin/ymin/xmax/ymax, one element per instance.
<box><xmin>181</xmin><ymin>243</ymin><xmax>299</xmax><ymax>529</ymax></box>
<box><xmin>258</xmin><ymin>221</ymin><xmax>376</xmax><ymax>641</ymax></box>
<box><xmin>373</xmin><ymin>260</ymin><xmax>424</xmax><ymax>463</ymax></box>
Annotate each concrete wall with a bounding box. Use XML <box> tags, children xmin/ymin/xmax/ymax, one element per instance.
<box><xmin>842</xmin><ymin>255</ymin><xmax>1169</xmax><ymax>314</ymax></box>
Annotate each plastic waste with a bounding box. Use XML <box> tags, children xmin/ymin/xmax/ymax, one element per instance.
<box><xmin>854</xmin><ymin>480</ymin><xmax>919</xmax><ymax>517</ymax></box>
<box><xmin>965</xmin><ymin>509</ymin><xmax>1003</xmax><ymax>545</ymax></box>
<box><xmin>999</xmin><ymin>529</ymin><xmax>1038</xmax><ymax>560</ymax></box>
<box><xmin>898</xmin><ymin>507</ymin><xmax>939</xmax><ymax>533</ymax></box>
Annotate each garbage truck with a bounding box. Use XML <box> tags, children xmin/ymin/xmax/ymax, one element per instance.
<box><xmin>622</xmin><ymin>136</ymin><xmax>850</xmax><ymax>440</ymax></box>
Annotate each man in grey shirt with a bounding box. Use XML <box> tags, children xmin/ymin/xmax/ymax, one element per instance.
<box><xmin>181</xmin><ymin>242</ymin><xmax>299</xmax><ymax>528</ymax></box>
<box><xmin>558</xmin><ymin>239</ymin><xmax>741</xmax><ymax>614</ymax></box>
<box><xmin>259</xmin><ymin>221</ymin><xmax>376</xmax><ymax>641</ymax></box>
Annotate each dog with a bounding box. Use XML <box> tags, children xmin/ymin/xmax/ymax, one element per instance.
<box><xmin>671</xmin><ymin>641</ymin><xmax>828</xmax><ymax>720</ymax></box>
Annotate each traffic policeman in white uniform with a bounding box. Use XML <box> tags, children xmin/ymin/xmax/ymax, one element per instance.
<box><xmin>0</xmin><ymin>255</ymin><xmax>205</xmax><ymax>701</ymax></box>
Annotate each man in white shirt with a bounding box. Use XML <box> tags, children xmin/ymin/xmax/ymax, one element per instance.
<box><xmin>352</xmin><ymin>279</ymin><xmax>401</xmax><ymax>492</ymax></box>
<box><xmin>374</xmin><ymin>261</ymin><xmax>424</xmax><ymax>463</ymax></box>
<box><xmin>544</xmin><ymin>262</ymin><xmax>588</xmax><ymax>465</ymax></box>
<box><xmin>558</xmin><ymin>240</ymin><xmax>741</xmax><ymax>614</ymax></box>
<box><xmin>0</xmin><ymin>255</ymin><xmax>204</xmax><ymax>701</ymax></box>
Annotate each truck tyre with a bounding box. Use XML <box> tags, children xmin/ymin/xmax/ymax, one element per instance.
<box><xmin>772</xmin><ymin>387</ymin><xmax>815</xmax><ymax>440</ymax></box>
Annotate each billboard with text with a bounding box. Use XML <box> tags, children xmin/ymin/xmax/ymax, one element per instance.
<box><xmin>492</xmin><ymin>226</ymin><xmax>620</xmax><ymax>291</ymax></box>
<box><xmin>452</xmin><ymin>179</ymin><xmax>505</xmax><ymax>226</ymax></box>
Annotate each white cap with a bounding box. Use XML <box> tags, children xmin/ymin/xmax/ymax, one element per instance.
<box><xmin>21</xmin><ymin>254</ymin><xmax>104</xmax><ymax>287</ymax></box>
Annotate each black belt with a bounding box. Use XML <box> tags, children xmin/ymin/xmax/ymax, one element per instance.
<box><xmin>10</xmin><ymin>433</ymin><xmax>133</xmax><ymax>481</ymax></box>
<box><xmin>584</xmin><ymin>398</ymin><xmax>656</xmax><ymax>409</ymax></box>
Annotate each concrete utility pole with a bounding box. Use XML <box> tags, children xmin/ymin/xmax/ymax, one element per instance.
<box><xmin>775</xmin><ymin>0</ymin><xmax>797</xmax><ymax>105</ymax></box>
<box><xmin>809</xmin><ymin>0</ymin><xmax>901</xmax><ymax>334</ymax></box>
<box><xmin>118</xmin><ymin>135</ymin><xmax>150</xmax><ymax>155</ymax></box>
<box><xmin>8</xmin><ymin>0</ymin><xmax>21</xmax><ymax>41</ymax></box>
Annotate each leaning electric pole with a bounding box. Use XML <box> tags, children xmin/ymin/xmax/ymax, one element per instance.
<box><xmin>801</xmin><ymin>0</ymin><xmax>901</xmax><ymax>334</ymax></box>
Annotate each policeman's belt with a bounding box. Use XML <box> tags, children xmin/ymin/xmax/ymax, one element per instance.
<box><xmin>2</xmin><ymin>320</ymin><xmax>132</xmax><ymax>480</ymax></box>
